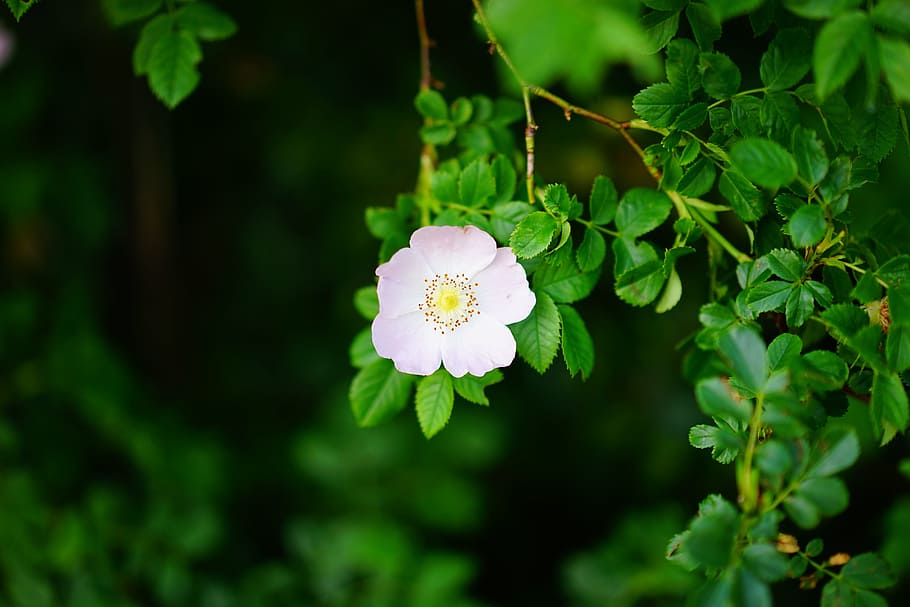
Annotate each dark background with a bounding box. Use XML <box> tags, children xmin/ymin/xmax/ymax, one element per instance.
<box><xmin>0</xmin><ymin>1</ymin><xmax>908</xmax><ymax>605</ymax></box>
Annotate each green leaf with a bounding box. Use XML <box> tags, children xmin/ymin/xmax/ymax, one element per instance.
<box><xmin>491</xmin><ymin>155</ymin><xmax>516</xmax><ymax>204</ymax></box>
<box><xmin>718</xmin><ymin>326</ymin><xmax>768</xmax><ymax>394</ymax></box>
<box><xmin>450</xmin><ymin>97</ymin><xmax>473</xmax><ymax>125</ymax></box>
<box><xmin>533</xmin><ymin>247</ymin><xmax>601</xmax><ymax>304</ymax></box>
<box><xmin>678</xmin><ymin>157</ymin><xmax>716</xmax><ymax>197</ymax></box>
<box><xmin>542</xmin><ymin>184</ymin><xmax>579</xmax><ymax>218</ymax></box>
<box><xmin>730</xmin><ymin>138</ymin><xmax>798</xmax><ymax>189</ymax></box>
<box><xmin>102</xmin><ymin>0</ymin><xmax>162</xmax><ymax>26</ymax></box>
<box><xmin>613</xmin><ymin>238</ymin><xmax>665</xmax><ymax>307</ymax></box>
<box><xmin>719</xmin><ymin>170</ymin><xmax>765</xmax><ymax>221</ymax></box>
<box><xmin>842</xmin><ymin>553</ymin><xmax>897</xmax><ymax>590</ymax></box>
<box><xmin>791</xmin><ymin>126</ymin><xmax>829</xmax><ymax>186</ymax></box>
<box><xmin>615</xmin><ymin>188</ymin><xmax>672</xmax><ymax>238</ymax></box>
<box><xmin>644</xmin><ymin>0</ymin><xmax>687</xmax><ymax>9</ymax></box>
<box><xmin>559</xmin><ymin>305</ymin><xmax>594</xmax><ymax>380</ymax></box>
<box><xmin>175</xmin><ymin>2</ymin><xmax>237</xmax><ymax>41</ymax></box>
<box><xmin>859</xmin><ymin>103</ymin><xmax>899</xmax><ymax>163</ymax></box>
<box><xmin>809</xmin><ymin>428</ymin><xmax>860</xmax><ymax>477</ymax></box>
<box><xmin>416</xmin><ymin>371</ymin><xmax>455</xmax><ymax>438</ymax></box>
<box><xmin>350</xmin><ymin>359</ymin><xmax>415</xmax><ymax>427</ymax></box>
<box><xmin>813</xmin><ymin>11</ymin><xmax>873</xmax><ymax>102</ymax></box>
<box><xmin>784</xmin><ymin>494</ymin><xmax>821</xmax><ymax>528</ymax></box>
<box><xmin>491</xmin><ymin>201</ymin><xmax>532</xmax><ymax>244</ymax></box>
<box><xmin>666</xmin><ymin>38</ymin><xmax>702</xmax><ymax>97</ymax></box>
<box><xmin>886</xmin><ymin>326</ymin><xmax>910</xmax><ymax>372</ymax></box>
<box><xmin>871</xmin><ymin>371</ymin><xmax>909</xmax><ymax>444</ymax></box>
<box><xmin>133</xmin><ymin>14</ymin><xmax>174</xmax><ymax>76</ymax></box>
<box><xmin>879</xmin><ymin>36</ymin><xmax>910</xmax><ymax>105</ymax></box>
<box><xmin>786</xmin><ymin>285</ymin><xmax>815</xmax><ymax>328</ymax></box>
<box><xmin>876</xmin><ymin>255</ymin><xmax>910</xmax><ymax>288</ymax></box>
<box><xmin>655</xmin><ymin>266</ymin><xmax>683</xmax><ymax>313</ymax></box>
<box><xmin>365</xmin><ymin>207</ymin><xmax>404</xmax><ymax>239</ymax></box>
<box><xmin>760</xmin><ymin>28</ymin><xmax>812</xmax><ymax>90</ymax></box>
<box><xmin>459</xmin><ymin>160</ymin><xmax>496</xmax><ymax>207</ymax></box>
<box><xmin>732</xmin><ymin>95</ymin><xmax>764</xmax><ymax>137</ymax></box>
<box><xmin>746</xmin><ymin>280</ymin><xmax>791</xmax><ymax>313</ymax></box>
<box><xmin>705</xmin><ymin>0</ymin><xmax>763</xmax><ymax>21</ymax></box>
<box><xmin>349</xmin><ymin>328</ymin><xmax>380</xmax><ymax>369</ymax></box>
<box><xmin>451</xmin><ymin>370</ymin><xmax>503</xmax><ymax>406</ymax></box>
<box><xmin>872</xmin><ymin>0</ymin><xmax>910</xmax><ymax>36</ymax></box>
<box><xmin>696</xmin><ymin>376</ymin><xmax>753</xmax><ymax>423</ymax></box>
<box><xmin>673</xmin><ymin>102</ymin><xmax>708</xmax><ymax>131</ymax></box>
<box><xmin>686</xmin><ymin>2</ymin><xmax>721</xmax><ymax>50</ymax></box>
<box><xmin>589</xmin><ymin>175</ymin><xmax>618</xmax><ymax>225</ymax></box>
<box><xmin>576</xmin><ymin>227</ymin><xmax>606</xmax><ymax>272</ymax></box>
<box><xmin>821</xmin><ymin>303</ymin><xmax>868</xmax><ymax>339</ymax></box>
<box><xmin>767</xmin><ymin>249</ymin><xmax>806</xmax><ymax>282</ymax></box>
<box><xmin>353</xmin><ymin>286</ymin><xmax>379</xmax><ymax>320</ymax></box>
<box><xmin>761</xmin><ymin>91</ymin><xmax>800</xmax><ymax>144</ymax></box>
<box><xmin>512</xmin><ymin>290</ymin><xmax>561</xmax><ymax>374</ymax></box>
<box><xmin>802</xmin><ymin>350</ymin><xmax>848</xmax><ymax>391</ymax></box>
<box><xmin>510</xmin><ymin>212</ymin><xmax>558</xmax><ymax>259</ymax></box>
<box><xmin>4</xmin><ymin>0</ymin><xmax>40</xmax><ymax>20</ymax></box>
<box><xmin>699</xmin><ymin>52</ymin><xmax>742</xmax><ymax>100</ymax></box>
<box><xmin>788</xmin><ymin>205</ymin><xmax>827</xmax><ymax>248</ymax></box>
<box><xmin>685</xmin><ymin>495</ymin><xmax>739</xmax><ymax>569</ymax></box>
<box><xmin>642</xmin><ymin>10</ymin><xmax>680</xmax><ymax>55</ymax></box>
<box><xmin>743</xmin><ymin>543</ymin><xmax>790</xmax><ymax>582</ymax></box>
<box><xmin>798</xmin><ymin>477</ymin><xmax>849</xmax><ymax>516</ymax></box>
<box><xmin>768</xmin><ymin>333</ymin><xmax>802</xmax><ymax>372</ymax></box>
<box><xmin>147</xmin><ymin>30</ymin><xmax>202</xmax><ymax>109</ymax></box>
<box><xmin>784</xmin><ymin>0</ymin><xmax>862</xmax><ymax>19</ymax></box>
<box><xmin>420</xmin><ymin>124</ymin><xmax>457</xmax><ymax>146</ymax></box>
<box><xmin>415</xmin><ymin>90</ymin><xmax>449</xmax><ymax>121</ymax></box>
<box><xmin>633</xmin><ymin>83</ymin><xmax>689</xmax><ymax>128</ymax></box>
<box><xmin>821</xmin><ymin>580</ymin><xmax>852</xmax><ymax>607</ymax></box>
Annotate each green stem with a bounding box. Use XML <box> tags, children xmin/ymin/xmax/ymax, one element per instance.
<box><xmin>576</xmin><ymin>218</ymin><xmax>621</xmax><ymax>238</ymax></box>
<box><xmin>739</xmin><ymin>392</ymin><xmax>765</xmax><ymax>514</ymax></box>
<box><xmin>707</xmin><ymin>88</ymin><xmax>769</xmax><ymax>109</ymax></box>
<box><xmin>688</xmin><ymin>204</ymin><xmax>752</xmax><ymax>263</ymax></box>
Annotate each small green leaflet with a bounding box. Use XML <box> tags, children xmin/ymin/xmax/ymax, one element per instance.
<box><xmin>353</xmin><ymin>286</ymin><xmax>379</xmax><ymax>320</ymax></box>
<box><xmin>787</xmin><ymin>205</ymin><xmax>826</xmax><ymax>247</ymax></box>
<box><xmin>510</xmin><ymin>212</ymin><xmax>558</xmax><ymax>259</ymax></box>
<box><xmin>613</xmin><ymin>238</ymin><xmax>665</xmax><ymax>307</ymax></box>
<box><xmin>491</xmin><ymin>155</ymin><xmax>516</xmax><ymax>203</ymax></box>
<box><xmin>699</xmin><ymin>52</ymin><xmax>741</xmax><ymax>100</ymax></box>
<box><xmin>589</xmin><ymin>175</ymin><xmax>618</xmax><ymax>225</ymax></box>
<box><xmin>879</xmin><ymin>36</ymin><xmax>910</xmax><ymax>105</ymax></box>
<box><xmin>872</xmin><ymin>0</ymin><xmax>910</xmax><ymax>36</ymax></box>
<box><xmin>415</xmin><ymin>90</ymin><xmax>449</xmax><ymax>121</ymax></box>
<box><xmin>459</xmin><ymin>160</ymin><xmax>496</xmax><ymax>207</ymax></box>
<box><xmin>730</xmin><ymin>138</ymin><xmax>798</xmax><ymax>189</ymax></box>
<box><xmin>760</xmin><ymin>28</ymin><xmax>811</xmax><ymax>91</ymax></box>
<box><xmin>632</xmin><ymin>82</ymin><xmax>689</xmax><ymax>128</ymax></box>
<box><xmin>576</xmin><ymin>227</ymin><xmax>606</xmax><ymax>273</ymax></box>
<box><xmin>102</xmin><ymin>0</ymin><xmax>162</xmax><ymax>27</ymax></box>
<box><xmin>148</xmin><ymin>30</ymin><xmax>202</xmax><ymax>109</ymax></box>
<box><xmin>558</xmin><ymin>305</ymin><xmax>594</xmax><ymax>380</ymax></box>
<box><xmin>4</xmin><ymin>0</ymin><xmax>40</xmax><ymax>20</ymax></box>
<box><xmin>791</xmin><ymin>126</ymin><xmax>829</xmax><ymax>186</ymax></box>
<box><xmin>859</xmin><ymin>104</ymin><xmax>898</xmax><ymax>163</ymax></box>
<box><xmin>665</xmin><ymin>38</ymin><xmax>701</xmax><ymax>97</ymax></box>
<box><xmin>871</xmin><ymin>371</ymin><xmax>909</xmax><ymax>445</ymax></box>
<box><xmin>451</xmin><ymin>370</ymin><xmax>503</xmax><ymax>406</ymax></box>
<box><xmin>686</xmin><ymin>2</ymin><xmax>721</xmax><ymax>50</ymax></box>
<box><xmin>134</xmin><ymin>14</ymin><xmax>174</xmax><ymax>75</ymax></box>
<box><xmin>718</xmin><ymin>326</ymin><xmax>768</xmax><ymax>396</ymax></box>
<box><xmin>718</xmin><ymin>170</ymin><xmax>765</xmax><ymax>221</ymax></box>
<box><xmin>174</xmin><ymin>2</ymin><xmax>238</xmax><ymax>41</ymax></box>
<box><xmin>350</xmin><ymin>359</ymin><xmax>415</xmax><ymax>427</ymax></box>
<box><xmin>511</xmin><ymin>290</ymin><xmax>561</xmax><ymax>373</ymax></box>
<box><xmin>615</xmin><ymin>188</ymin><xmax>672</xmax><ymax>238</ymax></box>
<box><xmin>416</xmin><ymin>370</ymin><xmax>455</xmax><ymax>439</ymax></box>
<box><xmin>813</xmin><ymin>11</ymin><xmax>873</xmax><ymax>101</ymax></box>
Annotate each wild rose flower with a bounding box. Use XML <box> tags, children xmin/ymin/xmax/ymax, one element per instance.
<box><xmin>372</xmin><ymin>225</ymin><xmax>535</xmax><ymax>377</ymax></box>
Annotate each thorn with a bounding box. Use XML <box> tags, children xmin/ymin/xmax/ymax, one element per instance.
<box><xmin>564</xmin><ymin>109</ymin><xmax>572</xmax><ymax>121</ymax></box>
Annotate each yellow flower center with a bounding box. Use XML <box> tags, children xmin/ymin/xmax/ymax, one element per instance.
<box><xmin>419</xmin><ymin>272</ymin><xmax>479</xmax><ymax>334</ymax></box>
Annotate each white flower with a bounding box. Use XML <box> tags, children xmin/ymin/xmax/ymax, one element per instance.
<box><xmin>372</xmin><ymin>225</ymin><xmax>535</xmax><ymax>378</ymax></box>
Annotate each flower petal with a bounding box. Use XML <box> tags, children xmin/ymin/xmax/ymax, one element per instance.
<box><xmin>440</xmin><ymin>314</ymin><xmax>516</xmax><ymax>378</ymax></box>
<box><xmin>372</xmin><ymin>312</ymin><xmax>442</xmax><ymax>376</ymax></box>
<box><xmin>410</xmin><ymin>225</ymin><xmax>497</xmax><ymax>277</ymax></box>
<box><xmin>474</xmin><ymin>248</ymin><xmax>536</xmax><ymax>324</ymax></box>
<box><xmin>375</xmin><ymin>247</ymin><xmax>432</xmax><ymax>318</ymax></box>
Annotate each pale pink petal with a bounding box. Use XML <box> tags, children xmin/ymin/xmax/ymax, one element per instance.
<box><xmin>473</xmin><ymin>248</ymin><xmax>536</xmax><ymax>324</ymax></box>
<box><xmin>372</xmin><ymin>312</ymin><xmax>443</xmax><ymax>376</ymax></box>
<box><xmin>410</xmin><ymin>225</ymin><xmax>497</xmax><ymax>277</ymax></box>
<box><xmin>440</xmin><ymin>314</ymin><xmax>516</xmax><ymax>378</ymax></box>
<box><xmin>375</xmin><ymin>247</ymin><xmax>432</xmax><ymax>318</ymax></box>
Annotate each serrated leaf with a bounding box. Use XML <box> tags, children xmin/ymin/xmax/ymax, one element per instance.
<box><xmin>147</xmin><ymin>30</ymin><xmax>202</xmax><ymax>109</ymax></box>
<box><xmin>491</xmin><ymin>201</ymin><xmax>532</xmax><ymax>244</ymax></box>
<box><xmin>684</xmin><ymin>494</ymin><xmax>739</xmax><ymax>569</ymax></box>
<box><xmin>510</xmin><ymin>212</ymin><xmax>558</xmax><ymax>259</ymax></box>
<box><xmin>415</xmin><ymin>89</ymin><xmax>449</xmax><ymax>121</ymax></box>
<box><xmin>787</xmin><ymin>205</ymin><xmax>827</xmax><ymax>248</ymax></box>
<box><xmin>743</xmin><ymin>543</ymin><xmax>790</xmax><ymax>582</ymax></box>
<box><xmin>451</xmin><ymin>370</ymin><xmax>502</xmax><ymax>406</ymax></box>
<box><xmin>842</xmin><ymin>553</ymin><xmax>897</xmax><ymax>590</ymax></box>
<box><xmin>133</xmin><ymin>14</ymin><xmax>174</xmax><ymax>76</ymax></box>
<box><xmin>814</xmin><ymin>11</ymin><xmax>873</xmax><ymax>101</ymax></box>
<box><xmin>791</xmin><ymin>126</ymin><xmax>829</xmax><ymax>186</ymax></box>
<box><xmin>871</xmin><ymin>371</ymin><xmax>909</xmax><ymax>444</ymax></box>
<box><xmin>719</xmin><ymin>170</ymin><xmax>765</xmax><ymax>221</ymax></box>
<box><xmin>872</xmin><ymin>0</ymin><xmax>910</xmax><ymax>36</ymax></box>
<box><xmin>589</xmin><ymin>175</ymin><xmax>618</xmax><ymax>225</ymax></box>
<box><xmin>686</xmin><ymin>2</ymin><xmax>721</xmax><ymax>50</ymax></box>
<box><xmin>859</xmin><ymin>103</ymin><xmax>898</xmax><ymax>163</ymax></box>
<box><xmin>613</xmin><ymin>238</ymin><xmax>665</xmax><ymax>306</ymax></box>
<box><xmin>558</xmin><ymin>305</ymin><xmax>594</xmax><ymax>380</ymax></box>
<box><xmin>666</xmin><ymin>38</ymin><xmax>701</xmax><ymax>96</ymax></box>
<box><xmin>416</xmin><ymin>371</ymin><xmax>455</xmax><ymax>438</ymax></box>
<box><xmin>633</xmin><ymin>82</ymin><xmax>689</xmax><ymax>128</ymax></box>
<box><xmin>718</xmin><ymin>326</ymin><xmax>768</xmax><ymax>394</ymax></box>
<box><xmin>767</xmin><ymin>249</ymin><xmax>806</xmax><ymax>282</ymax></box>
<box><xmin>4</xmin><ymin>0</ymin><xmax>40</xmax><ymax>20</ymax></box>
<box><xmin>353</xmin><ymin>286</ymin><xmax>379</xmax><ymax>320</ymax></box>
<box><xmin>655</xmin><ymin>266</ymin><xmax>683</xmax><ymax>313</ymax></box>
<box><xmin>760</xmin><ymin>28</ymin><xmax>811</xmax><ymax>90</ymax></box>
<box><xmin>879</xmin><ymin>36</ymin><xmax>910</xmax><ymax>105</ymax></box>
<box><xmin>886</xmin><ymin>326</ymin><xmax>910</xmax><ymax>372</ymax></box>
<box><xmin>786</xmin><ymin>284</ymin><xmax>814</xmax><ymax>328</ymax></box>
<box><xmin>576</xmin><ymin>227</ymin><xmax>606</xmax><ymax>272</ymax></box>
<box><xmin>459</xmin><ymin>160</ymin><xmax>496</xmax><ymax>207</ymax></box>
<box><xmin>746</xmin><ymin>280</ymin><xmax>791</xmax><ymax>313</ymax></box>
<box><xmin>673</xmin><ymin>102</ymin><xmax>708</xmax><ymax>131</ymax></box>
<box><xmin>491</xmin><ymin>155</ymin><xmax>516</xmax><ymax>204</ymax></box>
<box><xmin>542</xmin><ymin>184</ymin><xmax>575</xmax><ymax>218</ymax></box>
<box><xmin>678</xmin><ymin>157</ymin><xmax>716</xmax><ymax>197</ymax></box>
<box><xmin>705</xmin><ymin>0</ymin><xmax>763</xmax><ymax>21</ymax></box>
<box><xmin>700</xmin><ymin>51</ymin><xmax>741</xmax><ymax>100</ymax></box>
<box><xmin>534</xmin><ymin>247</ymin><xmax>601</xmax><ymax>304</ymax></box>
<box><xmin>784</xmin><ymin>0</ymin><xmax>862</xmax><ymax>19</ymax></box>
<box><xmin>761</xmin><ymin>91</ymin><xmax>800</xmax><ymax>144</ymax></box>
<box><xmin>642</xmin><ymin>9</ymin><xmax>680</xmax><ymax>55</ymax></box>
<box><xmin>730</xmin><ymin>138</ymin><xmax>798</xmax><ymax>189</ymax></box>
<box><xmin>803</xmin><ymin>350</ymin><xmax>848</xmax><ymax>391</ymax></box>
<box><xmin>615</xmin><ymin>188</ymin><xmax>672</xmax><ymax>238</ymax></box>
<box><xmin>102</xmin><ymin>0</ymin><xmax>162</xmax><ymax>27</ymax></box>
<box><xmin>732</xmin><ymin>95</ymin><xmax>764</xmax><ymax>138</ymax></box>
<box><xmin>696</xmin><ymin>376</ymin><xmax>753</xmax><ymax>423</ymax></box>
<box><xmin>175</xmin><ymin>2</ymin><xmax>237</xmax><ymax>41</ymax></box>
<box><xmin>768</xmin><ymin>333</ymin><xmax>802</xmax><ymax>372</ymax></box>
<box><xmin>512</xmin><ymin>290</ymin><xmax>561</xmax><ymax>374</ymax></box>
<box><xmin>350</xmin><ymin>359</ymin><xmax>415</xmax><ymax>427</ymax></box>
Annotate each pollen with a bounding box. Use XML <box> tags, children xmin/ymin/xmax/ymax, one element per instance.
<box><xmin>418</xmin><ymin>272</ymin><xmax>479</xmax><ymax>333</ymax></box>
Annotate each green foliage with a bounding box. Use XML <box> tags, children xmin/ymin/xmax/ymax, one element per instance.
<box><xmin>4</xmin><ymin>0</ymin><xmax>39</xmax><ymax>21</ymax></box>
<box><xmin>416</xmin><ymin>371</ymin><xmax>455</xmax><ymax>438</ymax></box>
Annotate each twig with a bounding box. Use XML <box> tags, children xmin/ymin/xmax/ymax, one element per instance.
<box><xmin>416</xmin><ymin>0</ymin><xmax>432</xmax><ymax>92</ymax></box>
<box><xmin>415</xmin><ymin>0</ymin><xmax>437</xmax><ymax>225</ymax></box>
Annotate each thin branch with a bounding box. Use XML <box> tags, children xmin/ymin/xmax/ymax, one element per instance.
<box><xmin>416</xmin><ymin>0</ymin><xmax>432</xmax><ymax>91</ymax></box>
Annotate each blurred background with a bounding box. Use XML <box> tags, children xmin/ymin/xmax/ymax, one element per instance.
<box><xmin>0</xmin><ymin>1</ymin><xmax>908</xmax><ymax>605</ymax></box>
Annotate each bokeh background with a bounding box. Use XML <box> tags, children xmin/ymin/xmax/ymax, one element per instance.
<box><xmin>1</xmin><ymin>1</ymin><xmax>908</xmax><ymax>605</ymax></box>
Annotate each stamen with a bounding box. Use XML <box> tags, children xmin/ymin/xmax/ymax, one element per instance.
<box><xmin>418</xmin><ymin>272</ymin><xmax>479</xmax><ymax>333</ymax></box>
